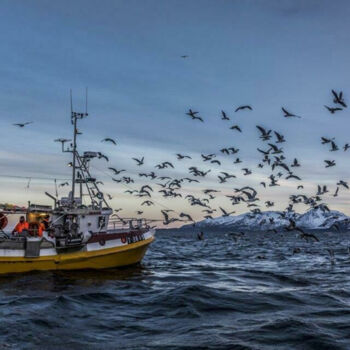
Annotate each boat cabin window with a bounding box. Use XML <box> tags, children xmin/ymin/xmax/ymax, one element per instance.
<box><xmin>98</xmin><ymin>216</ymin><xmax>106</xmax><ymax>230</ymax></box>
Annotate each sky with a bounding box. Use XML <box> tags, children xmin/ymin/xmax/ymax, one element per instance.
<box><xmin>0</xmin><ymin>0</ymin><xmax>350</xmax><ymax>225</ymax></box>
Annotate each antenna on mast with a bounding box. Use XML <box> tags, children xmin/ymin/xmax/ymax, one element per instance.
<box><xmin>85</xmin><ymin>87</ymin><xmax>88</xmax><ymax>116</ymax></box>
<box><xmin>70</xmin><ymin>89</ymin><xmax>74</xmax><ymax>124</ymax></box>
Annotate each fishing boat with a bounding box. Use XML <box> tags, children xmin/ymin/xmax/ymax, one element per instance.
<box><xmin>0</xmin><ymin>103</ymin><xmax>155</xmax><ymax>274</ymax></box>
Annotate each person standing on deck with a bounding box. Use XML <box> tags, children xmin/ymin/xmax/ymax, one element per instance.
<box><xmin>12</xmin><ymin>216</ymin><xmax>29</xmax><ymax>235</ymax></box>
<box><xmin>37</xmin><ymin>219</ymin><xmax>46</xmax><ymax>237</ymax></box>
<box><xmin>42</xmin><ymin>215</ymin><xmax>50</xmax><ymax>230</ymax></box>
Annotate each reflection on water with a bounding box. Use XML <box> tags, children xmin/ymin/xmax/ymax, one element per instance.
<box><xmin>0</xmin><ymin>230</ymin><xmax>349</xmax><ymax>349</ymax></box>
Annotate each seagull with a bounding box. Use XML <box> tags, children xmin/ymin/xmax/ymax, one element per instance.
<box><xmin>54</xmin><ymin>138</ymin><xmax>71</xmax><ymax>143</ymax></box>
<box><xmin>324</xmin><ymin>160</ymin><xmax>336</xmax><ymax>168</ymax></box>
<box><xmin>97</xmin><ymin>153</ymin><xmax>109</xmax><ymax>162</ymax></box>
<box><xmin>333</xmin><ymin>187</ymin><xmax>339</xmax><ymax>197</ymax></box>
<box><xmin>274</xmin><ymin>131</ymin><xmax>286</xmax><ymax>143</ymax></box>
<box><xmin>221</xmin><ymin>110</ymin><xmax>230</xmax><ymax>120</ymax></box>
<box><xmin>291</xmin><ymin>158</ymin><xmax>300</xmax><ymax>167</ymax></box>
<box><xmin>256</xmin><ymin>126</ymin><xmax>272</xmax><ymax>141</ymax></box>
<box><xmin>321</xmin><ymin>137</ymin><xmax>333</xmax><ymax>144</ymax></box>
<box><xmin>13</xmin><ymin>122</ymin><xmax>33</xmax><ymax>128</ymax></box>
<box><xmin>242</xmin><ymin>168</ymin><xmax>252</xmax><ymax>175</ymax></box>
<box><xmin>186</xmin><ymin>109</ymin><xmax>203</xmax><ymax>122</ymax></box>
<box><xmin>235</xmin><ymin>105</ymin><xmax>252</xmax><ymax>112</ymax></box>
<box><xmin>228</xmin><ymin>147</ymin><xmax>240</xmax><ymax>154</ymax></box>
<box><xmin>176</xmin><ymin>154</ymin><xmax>192</xmax><ymax>160</ymax></box>
<box><xmin>219</xmin><ymin>207</ymin><xmax>235</xmax><ymax>216</ymax></box>
<box><xmin>179</xmin><ymin>212</ymin><xmax>194</xmax><ymax>222</ymax></box>
<box><xmin>282</xmin><ymin>107</ymin><xmax>301</xmax><ymax>118</ymax></box>
<box><xmin>108</xmin><ymin>167</ymin><xmax>126</xmax><ymax>175</ymax></box>
<box><xmin>101</xmin><ymin>138</ymin><xmax>117</xmax><ymax>145</ymax></box>
<box><xmin>330</xmin><ymin>141</ymin><xmax>339</xmax><ymax>152</ymax></box>
<box><xmin>324</xmin><ymin>105</ymin><xmax>342</xmax><ymax>114</ymax></box>
<box><xmin>337</xmin><ymin>180</ymin><xmax>349</xmax><ymax>189</ymax></box>
<box><xmin>132</xmin><ymin>157</ymin><xmax>144</xmax><ymax>166</ymax></box>
<box><xmin>332</xmin><ymin>90</ymin><xmax>347</xmax><ymax>108</ymax></box>
<box><xmin>300</xmin><ymin>232</ymin><xmax>319</xmax><ymax>242</ymax></box>
<box><xmin>230</xmin><ymin>125</ymin><xmax>242</xmax><ymax>132</ymax></box>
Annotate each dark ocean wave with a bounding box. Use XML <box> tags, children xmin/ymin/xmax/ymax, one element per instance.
<box><xmin>0</xmin><ymin>230</ymin><xmax>349</xmax><ymax>349</ymax></box>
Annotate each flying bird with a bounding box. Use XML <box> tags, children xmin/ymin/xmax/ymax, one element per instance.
<box><xmin>108</xmin><ymin>167</ymin><xmax>126</xmax><ymax>175</ymax></box>
<box><xmin>13</xmin><ymin>122</ymin><xmax>33</xmax><ymax>128</ymax></box>
<box><xmin>274</xmin><ymin>131</ymin><xmax>286</xmax><ymax>143</ymax></box>
<box><xmin>230</xmin><ymin>125</ymin><xmax>242</xmax><ymax>132</ymax></box>
<box><xmin>332</xmin><ymin>90</ymin><xmax>347</xmax><ymax>108</ymax></box>
<box><xmin>291</xmin><ymin>158</ymin><xmax>300</xmax><ymax>167</ymax></box>
<box><xmin>97</xmin><ymin>153</ymin><xmax>109</xmax><ymax>162</ymax></box>
<box><xmin>256</xmin><ymin>126</ymin><xmax>272</xmax><ymax>141</ymax></box>
<box><xmin>324</xmin><ymin>105</ymin><xmax>342</xmax><ymax>114</ymax></box>
<box><xmin>132</xmin><ymin>157</ymin><xmax>144</xmax><ymax>166</ymax></box>
<box><xmin>282</xmin><ymin>107</ymin><xmax>301</xmax><ymax>118</ymax></box>
<box><xmin>101</xmin><ymin>138</ymin><xmax>117</xmax><ymax>145</ymax></box>
<box><xmin>186</xmin><ymin>109</ymin><xmax>203</xmax><ymax>122</ymax></box>
<box><xmin>179</xmin><ymin>212</ymin><xmax>194</xmax><ymax>222</ymax></box>
<box><xmin>337</xmin><ymin>180</ymin><xmax>349</xmax><ymax>189</ymax></box>
<box><xmin>219</xmin><ymin>207</ymin><xmax>235</xmax><ymax>216</ymax></box>
<box><xmin>324</xmin><ymin>160</ymin><xmax>336</xmax><ymax>168</ymax></box>
<box><xmin>221</xmin><ymin>110</ymin><xmax>230</xmax><ymax>120</ymax></box>
<box><xmin>54</xmin><ymin>138</ymin><xmax>71</xmax><ymax>143</ymax></box>
<box><xmin>235</xmin><ymin>105</ymin><xmax>252</xmax><ymax>112</ymax></box>
<box><xmin>176</xmin><ymin>154</ymin><xmax>192</xmax><ymax>160</ymax></box>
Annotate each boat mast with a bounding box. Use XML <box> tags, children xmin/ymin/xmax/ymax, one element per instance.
<box><xmin>71</xmin><ymin>114</ymin><xmax>77</xmax><ymax>203</ymax></box>
<box><xmin>56</xmin><ymin>89</ymin><xmax>110</xmax><ymax>210</ymax></box>
<box><xmin>70</xmin><ymin>90</ymin><xmax>88</xmax><ymax>207</ymax></box>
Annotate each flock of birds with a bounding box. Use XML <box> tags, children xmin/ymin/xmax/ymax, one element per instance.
<box><xmin>13</xmin><ymin>89</ymin><xmax>350</xmax><ymax>257</ymax></box>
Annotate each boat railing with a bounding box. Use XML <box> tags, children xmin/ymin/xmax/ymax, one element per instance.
<box><xmin>108</xmin><ymin>217</ymin><xmax>155</xmax><ymax>231</ymax></box>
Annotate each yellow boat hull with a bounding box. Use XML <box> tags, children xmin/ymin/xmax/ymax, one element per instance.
<box><xmin>0</xmin><ymin>236</ymin><xmax>154</xmax><ymax>274</ymax></box>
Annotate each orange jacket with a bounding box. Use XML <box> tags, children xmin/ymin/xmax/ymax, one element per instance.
<box><xmin>13</xmin><ymin>221</ymin><xmax>29</xmax><ymax>233</ymax></box>
<box><xmin>37</xmin><ymin>223</ymin><xmax>45</xmax><ymax>237</ymax></box>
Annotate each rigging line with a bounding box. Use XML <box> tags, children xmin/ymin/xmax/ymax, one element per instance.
<box><xmin>90</xmin><ymin>165</ymin><xmax>184</xmax><ymax>218</ymax></box>
<box><xmin>54</xmin><ymin>179</ymin><xmax>58</xmax><ymax>198</ymax></box>
<box><xmin>0</xmin><ymin>174</ymin><xmax>71</xmax><ymax>181</ymax></box>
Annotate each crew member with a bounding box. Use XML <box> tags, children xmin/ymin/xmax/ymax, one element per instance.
<box><xmin>42</xmin><ymin>215</ymin><xmax>50</xmax><ymax>230</ymax></box>
<box><xmin>12</xmin><ymin>216</ymin><xmax>29</xmax><ymax>235</ymax></box>
<box><xmin>37</xmin><ymin>219</ymin><xmax>46</xmax><ymax>237</ymax></box>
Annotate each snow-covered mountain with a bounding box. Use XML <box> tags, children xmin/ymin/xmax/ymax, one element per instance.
<box><xmin>180</xmin><ymin>208</ymin><xmax>350</xmax><ymax>231</ymax></box>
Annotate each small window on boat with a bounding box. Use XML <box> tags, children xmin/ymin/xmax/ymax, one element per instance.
<box><xmin>98</xmin><ymin>216</ymin><xmax>106</xmax><ymax>229</ymax></box>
